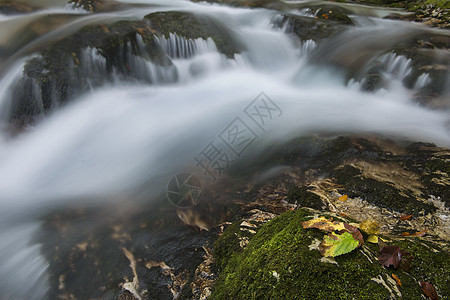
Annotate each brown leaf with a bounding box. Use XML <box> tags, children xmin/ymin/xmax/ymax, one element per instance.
<box><xmin>401</xmin><ymin>232</ymin><xmax>411</xmax><ymax>236</ymax></box>
<box><xmin>419</xmin><ymin>281</ymin><xmax>438</xmax><ymax>300</ymax></box>
<box><xmin>411</xmin><ymin>229</ymin><xmax>428</xmax><ymax>237</ymax></box>
<box><xmin>378</xmin><ymin>246</ymin><xmax>404</xmax><ymax>268</ymax></box>
<box><xmin>399</xmin><ymin>214</ymin><xmax>413</xmax><ymax>221</ymax></box>
<box><xmin>392</xmin><ymin>273</ymin><xmax>401</xmax><ymax>286</ymax></box>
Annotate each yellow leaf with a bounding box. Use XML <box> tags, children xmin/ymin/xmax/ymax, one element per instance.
<box><xmin>302</xmin><ymin>216</ymin><xmax>346</xmax><ymax>232</ymax></box>
<box><xmin>367</xmin><ymin>235</ymin><xmax>379</xmax><ymax>243</ymax></box>
<box><xmin>338</xmin><ymin>195</ymin><xmax>348</xmax><ymax>202</ymax></box>
<box><xmin>359</xmin><ymin>219</ymin><xmax>380</xmax><ymax>235</ymax></box>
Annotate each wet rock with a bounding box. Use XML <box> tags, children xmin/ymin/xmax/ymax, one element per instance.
<box><xmin>191</xmin><ymin>0</ymin><xmax>287</xmax><ymax>10</ymax></box>
<box><xmin>0</xmin><ymin>1</ymin><xmax>36</xmax><ymax>15</ymax></box>
<box><xmin>39</xmin><ymin>201</ymin><xmax>220</xmax><ymax>300</ymax></box>
<box><xmin>315</xmin><ymin>7</ymin><xmax>353</xmax><ymax>25</ymax></box>
<box><xmin>281</xmin><ymin>9</ymin><xmax>352</xmax><ymax>43</ymax></box>
<box><xmin>9</xmin><ymin>19</ymin><xmax>172</xmax><ymax>125</ymax></box>
<box><xmin>144</xmin><ymin>11</ymin><xmax>243</xmax><ymax>58</ymax></box>
<box><xmin>34</xmin><ymin>135</ymin><xmax>449</xmax><ymax>299</ymax></box>
<box><xmin>68</xmin><ymin>0</ymin><xmax>103</xmax><ymax>12</ymax></box>
<box><xmin>118</xmin><ymin>290</ymin><xmax>139</xmax><ymax>300</ymax></box>
<box><xmin>7</xmin><ymin>10</ymin><xmax>246</xmax><ymax>128</ymax></box>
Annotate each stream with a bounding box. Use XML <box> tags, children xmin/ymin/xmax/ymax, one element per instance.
<box><xmin>0</xmin><ymin>0</ymin><xmax>449</xmax><ymax>299</ymax></box>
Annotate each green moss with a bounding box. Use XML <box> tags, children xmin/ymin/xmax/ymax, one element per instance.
<box><xmin>388</xmin><ymin>239</ymin><xmax>450</xmax><ymax>298</ymax></box>
<box><xmin>212</xmin><ymin>210</ymin><xmax>392</xmax><ymax>299</ymax></box>
<box><xmin>287</xmin><ymin>186</ymin><xmax>323</xmax><ymax>210</ymax></box>
<box><xmin>213</xmin><ymin>222</ymin><xmax>243</xmax><ymax>271</ymax></box>
<box><xmin>423</xmin><ymin>0</ymin><xmax>450</xmax><ymax>9</ymax></box>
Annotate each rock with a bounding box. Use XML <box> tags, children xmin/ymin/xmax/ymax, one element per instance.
<box><xmin>8</xmin><ymin>10</ymin><xmax>243</xmax><ymax>128</ymax></box>
<box><xmin>191</xmin><ymin>0</ymin><xmax>287</xmax><ymax>10</ymax></box>
<box><xmin>280</xmin><ymin>15</ymin><xmax>344</xmax><ymax>44</ymax></box>
<box><xmin>211</xmin><ymin>208</ymin><xmax>450</xmax><ymax>299</ymax></box>
<box><xmin>68</xmin><ymin>0</ymin><xmax>103</xmax><ymax>12</ymax></box>
<box><xmin>0</xmin><ymin>1</ymin><xmax>36</xmax><ymax>15</ymax></box>
<box><xmin>144</xmin><ymin>11</ymin><xmax>243</xmax><ymax>58</ymax></box>
<box><xmin>33</xmin><ymin>135</ymin><xmax>449</xmax><ymax>299</ymax></box>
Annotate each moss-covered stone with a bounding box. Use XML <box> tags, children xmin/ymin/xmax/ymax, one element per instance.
<box><xmin>213</xmin><ymin>222</ymin><xmax>243</xmax><ymax>272</ymax></box>
<box><xmin>212</xmin><ymin>209</ymin><xmax>449</xmax><ymax>299</ymax></box>
<box><xmin>286</xmin><ymin>186</ymin><xmax>323</xmax><ymax>210</ymax></box>
<box><xmin>388</xmin><ymin>238</ymin><xmax>450</xmax><ymax>298</ymax></box>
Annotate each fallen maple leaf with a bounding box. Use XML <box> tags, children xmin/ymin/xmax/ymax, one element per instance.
<box><xmin>392</xmin><ymin>273</ymin><xmax>401</xmax><ymax>286</ymax></box>
<box><xmin>378</xmin><ymin>246</ymin><xmax>407</xmax><ymax>268</ymax></box>
<box><xmin>419</xmin><ymin>281</ymin><xmax>438</xmax><ymax>300</ymax></box>
<box><xmin>319</xmin><ymin>231</ymin><xmax>360</xmax><ymax>257</ymax></box>
<box><xmin>400</xmin><ymin>214</ymin><xmax>413</xmax><ymax>221</ymax></box>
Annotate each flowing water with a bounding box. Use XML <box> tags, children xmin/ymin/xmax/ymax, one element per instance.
<box><xmin>0</xmin><ymin>0</ymin><xmax>449</xmax><ymax>298</ymax></box>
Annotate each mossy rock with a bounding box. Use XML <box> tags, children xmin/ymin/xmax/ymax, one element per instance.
<box><xmin>286</xmin><ymin>186</ymin><xmax>324</xmax><ymax>210</ymax></box>
<box><xmin>212</xmin><ymin>209</ymin><xmax>450</xmax><ymax>299</ymax></box>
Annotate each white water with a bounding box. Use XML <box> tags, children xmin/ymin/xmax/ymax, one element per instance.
<box><xmin>0</xmin><ymin>0</ymin><xmax>449</xmax><ymax>298</ymax></box>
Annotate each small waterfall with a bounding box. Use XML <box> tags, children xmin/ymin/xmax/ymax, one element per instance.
<box><xmin>414</xmin><ymin>72</ymin><xmax>431</xmax><ymax>89</ymax></box>
<box><xmin>381</xmin><ymin>53</ymin><xmax>412</xmax><ymax>80</ymax></box>
<box><xmin>156</xmin><ymin>33</ymin><xmax>218</xmax><ymax>59</ymax></box>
